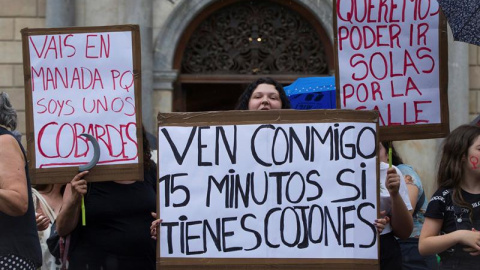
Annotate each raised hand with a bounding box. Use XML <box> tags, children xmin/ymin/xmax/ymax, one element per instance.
<box><xmin>69</xmin><ymin>171</ymin><xmax>89</xmax><ymax>202</ymax></box>
<box><xmin>385</xmin><ymin>167</ymin><xmax>400</xmax><ymax>196</ymax></box>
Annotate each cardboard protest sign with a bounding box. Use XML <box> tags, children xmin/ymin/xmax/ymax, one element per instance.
<box><xmin>157</xmin><ymin>110</ymin><xmax>380</xmax><ymax>270</ymax></box>
<box><xmin>334</xmin><ymin>0</ymin><xmax>449</xmax><ymax>141</ymax></box>
<box><xmin>21</xmin><ymin>25</ymin><xmax>143</xmax><ymax>184</ymax></box>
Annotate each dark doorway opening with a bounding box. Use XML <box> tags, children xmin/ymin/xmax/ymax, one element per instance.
<box><xmin>182</xmin><ymin>83</ymin><xmax>247</xmax><ymax>112</ymax></box>
<box><xmin>173</xmin><ymin>0</ymin><xmax>333</xmax><ymax>112</ymax></box>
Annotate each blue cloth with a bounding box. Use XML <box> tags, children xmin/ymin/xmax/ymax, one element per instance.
<box><xmin>437</xmin><ymin>0</ymin><xmax>480</xmax><ymax>46</ymax></box>
<box><xmin>397</xmin><ymin>164</ymin><xmax>427</xmax><ymax>238</ymax></box>
<box><xmin>285</xmin><ymin>77</ymin><xmax>336</xmax><ymax>110</ymax></box>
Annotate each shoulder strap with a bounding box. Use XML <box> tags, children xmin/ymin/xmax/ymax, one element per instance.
<box><xmin>413</xmin><ymin>190</ymin><xmax>425</xmax><ymax>217</ymax></box>
<box><xmin>31</xmin><ymin>188</ymin><xmax>57</xmax><ymax>222</ymax></box>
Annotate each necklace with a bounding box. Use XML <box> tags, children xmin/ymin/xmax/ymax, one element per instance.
<box><xmin>454</xmin><ymin>211</ymin><xmax>463</xmax><ymax>223</ymax></box>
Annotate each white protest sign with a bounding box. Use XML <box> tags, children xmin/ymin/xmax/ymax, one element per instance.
<box><xmin>158</xmin><ymin>122</ymin><xmax>378</xmax><ymax>259</ymax></box>
<box><xmin>27</xmin><ymin>30</ymin><xmax>138</xmax><ymax>168</ymax></box>
<box><xmin>337</xmin><ymin>0</ymin><xmax>440</xmax><ymax>126</ymax></box>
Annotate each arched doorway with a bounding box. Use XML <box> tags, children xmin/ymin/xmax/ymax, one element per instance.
<box><xmin>173</xmin><ymin>0</ymin><xmax>333</xmax><ymax>112</ymax></box>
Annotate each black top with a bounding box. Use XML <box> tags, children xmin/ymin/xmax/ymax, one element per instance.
<box><xmin>0</xmin><ymin>127</ymin><xmax>42</xmax><ymax>267</ymax></box>
<box><xmin>425</xmin><ymin>187</ymin><xmax>480</xmax><ymax>261</ymax></box>
<box><xmin>69</xmin><ymin>164</ymin><xmax>157</xmax><ymax>270</ymax></box>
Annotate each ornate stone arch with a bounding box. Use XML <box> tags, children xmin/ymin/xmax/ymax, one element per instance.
<box><xmin>153</xmin><ymin>0</ymin><xmax>334</xmax><ymax>90</ymax></box>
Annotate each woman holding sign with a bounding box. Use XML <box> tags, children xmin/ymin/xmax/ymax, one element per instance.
<box><xmin>382</xmin><ymin>142</ymin><xmax>437</xmax><ymax>270</ymax></box>
<box><xmin>235</xmin><ymin>77</ymin><xmax>291</xmax><ymax>110</ymax></box>
<box><xmin>55</xmin><ymin>128</ymin><xmax>157</xmax><ymax>270</ymax></box>
<box><xmin>0</xmin><ymin>92</ymin><xmax>42</xmax><ymax>269</ymax></box>
<box><xmin>378</xmin><ymin>142</ymin><xmax>413</xmax><ymax>270</ymax></box>
<box><xmin>150</xmin><ymin>77</ymin><xmax>291</xmax><ymax>238</ymax></box>
<box><xmin>420</xmin><ymin>125</ymin><xmax>480</xmax><ymax>269</ymax></box>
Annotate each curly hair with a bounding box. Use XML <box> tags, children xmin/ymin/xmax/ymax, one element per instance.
<box><xmin>0</xmin><ymin>92</ymin><xmax>17</xmax><ymax>130</ymax></box>
<box><xmin>437</xmin><ymin>124</ymin><xmax>480</xmax><ymax>221</ymax></box>
<box><xmin>234</xmin><ymin>77</ymin><xmax>291</xmax><ymax>110</ymax></box>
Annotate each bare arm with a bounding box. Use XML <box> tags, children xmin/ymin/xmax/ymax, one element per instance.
<box><xmin>419</xmin><ymin>217</ymin><xmax>480</xmax><ymax>256</ymax></box>
<box><xmin>386</xmin><ymin>168</ymin><xmax>413</xmax><ymax>239</ymax></box>
<box><xmin>0</xmin><ymin>135</ymin><xmax>28</xmax><ymax>216</ymax></box>
<box><xmin>55</xmin><ymin>171</ymin><xmax>88</xmax><ymax>236</ymax></box>
<box><xmin>406</xmin><ymin>183</ymin><xmax>419</xmax><ymax>215</ymax></box>
<box><xmin>403</xmin><ymin>173</ymin><xmax>418</xmax><ymax>215</ymax></box>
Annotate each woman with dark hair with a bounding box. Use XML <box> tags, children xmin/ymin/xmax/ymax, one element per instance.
<box><xmin>0</xmin><ymin>92</ymin><xmax>42</xmax><ymax>269</ymax></box>
<box><xmin>55</xmin><ymin>126</ymin><xmax>157</xmax><ymax>269</ymax></box>
<box><xmin>377</xmin><ymin>142</ymin><xmax>413</xmax><ymax>270</ymax></box>
<box><xmin>381</xmin><ymin>142</ymin><xmax>437</xmax><ymax>270</ymax></box>
<box><xmin>420</xmin><ymin>125</ymin><xmax>480</xmax><ymax>269</ymax></box>
<box><xmin>151</xmin><ymin>78</ymin><xmax>291</xmax><ymax>239</ymax></box>
<box><xmin>235</xmin><ymin>77</ymin><xmax>291</xmax><ymax>110</ymax></box>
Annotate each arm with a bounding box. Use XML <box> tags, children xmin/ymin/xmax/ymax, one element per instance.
<box><xmin>55</xmin><ymin>171</ymin><xmax>88</xmax><ymax>236</ymax></box>
<box><xmin>419</xmin><ymin>217</ymin><xmax>480</xmax><ymax>256</ymax></box>
<box><xmin>35</xmin><ymin>212</ymin><xmax>50</xmax><ymax>231</ymax></box>
<box><xmin>386</xmin><ymin>167</ymin><xmax>413</xmax><ymax>239</ymax></box>
<box><xmin>374</xmin><ymin>210</ymin><xmax>390</xmax><ymax>234</ymax></box>
<box><xmin>0</xmin><ymin>135</ymin><xmax>28</xmax><ymax>216</ymax></box>
<box><xmin>150</xmin><ymin>212</ymin><xmax>162</xmax><ymax>240</ymax></box>
<box><xmin>406</xmin><ymin>183</ymin><xmax>419</xmax><ymax>215</ymax></box>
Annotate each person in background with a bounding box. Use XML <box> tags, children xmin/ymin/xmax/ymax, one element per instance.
<box><xmin>378</xmin><ymin>142</ymin><xmax>414</xmax><ymax>270</ymax></box>
<box><xmin>151</xmin><ymin>77</ymin><xmax>292</xmax><ymax>238</ymax></box>
<box><xmin>0</xmin><ymin>92</ymin><xmax>42</xmax><ymax>269</ymax></box>
<box><xmin>234</xmin><ymin>77</ymin><xmax>291</xmax><ymax>110</ymax></box>
<box><xmin>32</xmin><ymin>184</ymin><xmax>64</xmax><ymax>270</ymax></box>
<box><xmin>381</xmin><ymin>142</ymin><xmax>437</xmax><ymax>270</ymax></box>
<box><xmin>419</xmin><ymin>125</ymin><xmax>480</xmax><ymax>269</ymax></box>
<box><xmin>56</xmin><ymin>127</ymin><xmax>157</xmax><ymax>270</ymax></box>
<box><xmin>150</xmin><ymin>77</ymin><xmax>392</xmax><ymax>243</ymax></box>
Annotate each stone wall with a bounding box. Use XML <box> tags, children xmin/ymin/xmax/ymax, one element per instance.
<box><xmin>0</xmin><ymin>0</ymin><xmax>45</xmax><ymax>146</ymax></box>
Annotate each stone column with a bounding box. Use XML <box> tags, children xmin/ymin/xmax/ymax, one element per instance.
<box><xmin>117</xmin><ymin>0</ymin><xmax>154</xmax><ymax>134</ymax></box>
<box><xmin>45</xmin><ymin>0</ymin><xmax>75</xmax><ymax>27</ymax></box>
<box><xmin>447</xmin><ymin>40</ymin><xmax>469</xmax><ymax>129</ymax></box>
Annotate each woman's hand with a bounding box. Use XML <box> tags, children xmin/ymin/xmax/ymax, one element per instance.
<box><xmin>385</xmin><ymin>168</ymin><xmax>400</xmax><ymax>196</ymax></box>
<box><xmin>374</xmin><ymin>210</ymin><xmax>390</xmax><ymax>234</ymax></box>
<box><xmin>69</xmin><ymin>171</ymin><xmax>89</xmax><ymax>203</ymax></box>
<box><xmin>150</xmin><ymin>212</ymin><xmax>162</xmax><ymax>240</ymax></box>
<box><xmin>35</xmin><ymin>212</ymin><xmax>50</xmax><ymax>231</ymax></box>
<box><xmin>458</xmin><ymin>229</ymin><xmax>480</xmax><ymax>256</ymax></box>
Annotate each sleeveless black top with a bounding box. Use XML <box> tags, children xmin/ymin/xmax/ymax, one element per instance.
<box><xmin>0</xmin><ymin>127</ymin><xmax>42</xmax><ymax>267</ymax></box>
<box><xmin>68</xmin><ymin>163</ymin><xmax>157</xmax><ymax>269</ymax></box>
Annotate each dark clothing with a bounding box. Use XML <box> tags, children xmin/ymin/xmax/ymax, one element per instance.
<box><xmin>0</xmin><ymin>127</ymin><xmax>42</xmax><ymax>267</ymax></box>
<box><xmin>0</xmin><ymin>253</ymin><xmax>36</xmax><ymax>270</ymax></box>
<box><xmin>69</xmin><ymin>164</ymin><xmax>157</xmax><ymax>270</ymax></box>
<box><xmin>380</xmin><ymin>232</ymin><xmax>402</xmax><ymax>270</ymax></box>
<box><xmin>425</xmin><ymin>187</ymin><xmax>480</xmax><ymax>269</ymax></box>
<box><xmin>398</xmin><ymin>238</ymin><xmax>438</xmax><ymax>270</ymax></box>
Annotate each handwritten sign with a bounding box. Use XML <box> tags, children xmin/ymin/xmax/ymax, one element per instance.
<box><xmin>335</xmin><ymin>0</ymin><xmax>448</xmax><ymax>140</ymax></box>
<box><xmin>157</xmin><ymin>110</ymin><xmax>379</xmax><ymax>269</ymax></box>
<box><xmin>22</xmin><ymin>25</ymin><xmax>143</xmax><ymax>183</ymax></box>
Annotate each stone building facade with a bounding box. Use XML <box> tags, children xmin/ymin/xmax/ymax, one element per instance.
<box><xmin>0</xmin><ymin>0</ymin><xmax>476</xmax><ymax>197</ymax></box>
<box><xmin>470</xmin><ymin>45</ymin><xmax>480</xmax><ymax>122</ymax></box>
